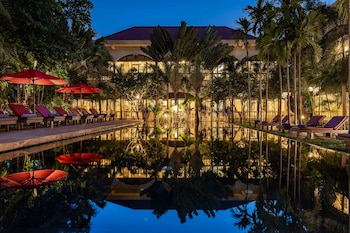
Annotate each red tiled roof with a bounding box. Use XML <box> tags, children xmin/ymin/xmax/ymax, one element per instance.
<box><xmin>104</xmin><ymin>26</ymin><xmax>256</xmax><ymax>41</ymax></box>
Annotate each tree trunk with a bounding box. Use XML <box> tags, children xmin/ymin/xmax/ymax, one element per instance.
<box><xmin>342</xmin><ymin>83</ymin><xmax>347</xmax><ymax>116</ymax></box>
<box><xmin>247</xmin><ymin>63</ymin><xmax>251</xmax><ymax>125</ymax></box>
<box><xmin>286</xmin><ymin>45</ymin><xmax>291</xmax><ymax>126</ymax></box>
<box><xmin>258</xmin><ymin>71</ymin><xmax>262</xmax><ymax>121</ymax></box>
<box><xmin>195</xmin><ymin>93</ymin><xmax>200</xmax><ymax>151</ymax></box>
<box><xmin>298</xmin><ymin>47</ymin><xmax>303</xmax><ymax>124</ymax></box>
<box><xmin>279</xmin><ymin>65</ymin><xmax>283</xmax><ymax>123</ymax></box>
<box><xmin>293</xmin><ymin>50</ymin><xmax>298</xmax><ymax>125</ymax></box>
<box><xmin>348</xmin><ymin>0</ymin><xmax>350</xmax><ymax>130</ymax></box>
<box><xmin>119</xmin><ymin>97</ymin><xmax>123</xmax><ymax>120</ymax></box>
<box><xmin>265</xmin><ymin>59</ymin><xmax>269</xmax><ymax>122</ymax></box>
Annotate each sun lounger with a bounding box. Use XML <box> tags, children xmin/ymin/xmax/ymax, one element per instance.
<box><xmin>255</xmin><ymin>115</ymin><xmax>280</xmax><ymax>128</ymax></box>
<box><xmin>53</xmin><ymin>106</ymin><xmax>81</xmax><ymax>124</ymax></box>
<box><xmin>90</xmin><ymin>108</ymin><xmax>115</xmax><ymax>121</ymax></box>
<box><xmin>258</xmin><ymin>115</ymin><xmax>289</xmax><ymax>130</ymax></box>
<box><xmin>290</xmin><ymin>116</ymin><xmax>348</xmax><ymax>139</ymax></box>
<box><xmin>35</xmin><ymin>105</ymin><xmax>66</xmax><ymax>127</ymax></box>
<box><xmin>89</xmin><ymin>108</ymin><xmax>107</xmax><ymax>121</ymax></box>
<box><xmin>0</xmin><ymin>110</ymin><xmax>18</xmax><ymax>131</ymax></box>
<box><xmin>8</xmin><ymin>103</ymin><xmax>44</xmax><ymax>129</ymax></box>
<box><xmin>80</xmin><ymin>107</ymin><xmax>104</xmax><ymax>122</ymax></box>
<box><xmin>278</xmin><ymin>115</ymin><xmax>325</xmax><ymax>132</ymax></box>
<box><xmin>68</xmin><ymin>107</ymin><xmax>94</xmax><ymax>123</ymax></box>
<box><xmin>304</xmin><ymin>115</ymin><xmax>326</xmax><ymax>127</ymax></box>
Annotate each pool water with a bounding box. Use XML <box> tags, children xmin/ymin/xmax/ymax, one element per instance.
<box><xmin>0</xmin><ymin>125</ymin><xmax>349</xmax><ymax>233</ymax></box>
<box><xmin>90</xmin><ymin>202</ymin><xmax>254</xmax><ymax>233</ymax></box>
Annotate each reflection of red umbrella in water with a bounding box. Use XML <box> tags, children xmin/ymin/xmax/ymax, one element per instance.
<box><xmin>55</xmin><ymin>153</ymin><xmax>104</xmax><ymax>165</ymax></box>
<box><xmin>0</xmin><ymin>169</ymin><xmax>68</xmax><ymax>189</ymax></box>
<box><xmin>0</xmin><ymin>69</ymin><xmax>68</xmax><ymax>110</ymax></box>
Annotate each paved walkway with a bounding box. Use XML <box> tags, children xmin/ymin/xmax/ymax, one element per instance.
<box><xmin>0</xmin><ymin>120</ymin><xmax>142</xmax><ymax>154</ymax></box>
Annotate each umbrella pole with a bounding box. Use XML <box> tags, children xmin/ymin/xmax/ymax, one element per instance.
<box><xmin>17</xmin><ymin>85</ymin><xmax>21</xmax><ymax>103</ymax></box>
<box><xmin>30</xmin><ymin>169</ymin><xmax>34</xmax><ymax>185</ymax></box>
<box><xmin>32</xmin><ymin>80</ymin><xmax>35</xmax><ymax>113</ymax></box>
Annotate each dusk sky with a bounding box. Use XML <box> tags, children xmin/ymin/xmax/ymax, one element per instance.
<box><xmin>90</xmin><ymin>0</ymin><xmax>335</xmax><ymax>38</ymax></box>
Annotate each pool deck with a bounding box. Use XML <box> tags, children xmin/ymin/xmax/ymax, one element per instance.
<box><xmin>0</xmin><ymin>120</ymin><xmax>142</xmax><ymax>154</ymax></box>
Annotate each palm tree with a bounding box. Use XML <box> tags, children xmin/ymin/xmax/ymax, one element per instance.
<box><xmin>336</xmin><ymin>0</ymin><xmax>348</xmax><ymax>19</ymax></box>
<box><xmin>245</xmin><ymin>0</ymin><xmax>275</xmax><ymax>122</ymax></box>
<box><xmin>273</xmin><ymin>0</ymin><xmax>298</xmax><ymax>125</ymax></box>
<box><xmin>258</xmin><ymin>25</ymin><xmax>287</xmax><ymax>124</ymax></box>
<box><xmin>217</xmin><ymin>56</ymin><xmax>244</xmax><ymax>123</ymax></box>
<box><xmin>141</xmin><ymin>22</ymin><xmax>199</xmax><ymax>130</ymax></box>
<box><xmin>140</xmin><ymin>26</ymin><xmax>173</xmax><ymax>125</ymax></box>
<box><xmin>245</xmin><ymin>0</ymin><xmax>272</xmax><ymax>37</ymax></box>
<box><xmin>236</xmin><ymin>17</ymin><xmax>253</xmax><ymax>124</ymax></box>
<box><xmin>171</xmin><ymin>22</ymin><xmax>200</xmax><ymax>131</ymax></box>
<box><xmin>289</xmin><ymin>1</ymin><xmax>324</xmax><ymax>124</ymax></box>
<box><xmin>335</xmin><ymin>0</ymin><xmax>350</xmax><ymax>128</ymax></box>
<box><xmin>186</xmin><ymin>25</ymin><xmax>232</xmax><ymax>157</ymax></box>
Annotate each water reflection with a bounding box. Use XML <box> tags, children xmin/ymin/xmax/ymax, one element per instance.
<box><xmin>0</xmin><ymin>125</ymin><xmax>349</xmax><ymax>232</ymax></box>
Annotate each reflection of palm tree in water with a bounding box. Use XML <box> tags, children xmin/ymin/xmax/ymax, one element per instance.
<box><xmin>232</xmin><ymin>188</ymin><xmax>322</xmax><ymax>232</ymax></box>
<box><xmin>189</xmin><ymin>149</ymin><xmax>204</xmax><ymax>176</ymax></box>
<box><xmin>231</xmin><ymin>138</ymin><xmax>322</xmax><ymax>232</ymax></box>
<box><xmin>169</xmin><ymin>147</ymin><xmax>181</xmax><ymax>177</ymax></box>
<box><xmin>140</xmin><ymin>172</ymin><xmax>232</xmax><ymax>223</ymax></box>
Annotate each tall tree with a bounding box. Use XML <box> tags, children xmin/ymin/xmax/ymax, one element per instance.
<box><xmin>289</xmin><ymin>0</ymin><xmax>323</xmax><ymax>124</ymax></box>
<box><xmin>183</xmin><ymin>24</ymin><xmax>232</xmax><ymax>164</ymax></box>
<box><xmin>245</xmin><ymin>0</ymin><xmax>275</xmax><ymax>122</ymax></box>
<box><xmin>335</xmin><ymin>0</ymin><xmax>350</xmax><ymax>127</ymax></box>
<box><xmin>236</xmin><ymin>17</ymin><xmax>253</xmax><ymax>124</ymax></box>
<box><xmin>0</xmin><ymin>0</ymin><xmax>94</xmax><ymax>72</ymax></box>
<box><xmin>273</xmin><ymin>0</ymin><xmax>296</xmax><ymax>125</ymax></box>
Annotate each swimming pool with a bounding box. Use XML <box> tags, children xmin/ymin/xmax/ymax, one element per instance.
<box><xmin>0</xmin><ymin>125</ymin><xmax>348</xmax><ymax>232</ymax></box>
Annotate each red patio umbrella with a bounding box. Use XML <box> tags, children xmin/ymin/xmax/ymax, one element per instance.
<box><xmin>56</xmin><ymin>83</ymin><xmax>103</xmax><ymax>95</ymax></box>
<box><xmin>0</xmin><ymin>169</ymin><xmax>68</xmax><ymax>189</ymax></box>
<box><xmin>56</xmin><ymin>83</ymin><xmax>103</xmax><ymax>108</ymax></box>
<box><xmin>55</xmin><ymin>153</ymin><xmax>104</xmax><ymax>165</ymax></box>
<box><xmin>0</xmin><ymin>69</ymin><xmax>68</xmax><ymax>85</ymax></box>
<box><xmin>0</xmin><ymin>69</ymin><xmax>68</xmax><ymax>111</ymax></box>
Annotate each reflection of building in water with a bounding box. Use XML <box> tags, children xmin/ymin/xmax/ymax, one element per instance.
<box><xmin>104</xmin><ymin>126</ymin><xmax>267</xmax><ymax>207</ymax></box>
<box><xmin>333</xmin><ymin>192</ymin><xmax>349</xmax><ymax>215</ymax></box>
<box><xmin>1</xmin><ymin>119</ymin><xmax>348</xmax><ymax>229</ymax></box>
<box><xmin>99</xmin><ymin>126</ymin><xmax>277</xmax><ymax>180</ymax></box>
<box><xmin>308</xmin><ymin>150</ymin><xmax>350</xmax><ymax>218</ymax></box>
<box><xmin>107</xmin><ymin>178</ymin><xmax>259</xmax><ymax>209</ymax></box>
<box><xmin>332</xmin><ymin>153</ymin><xmax>349</xmax><ymax>216</ymax></box>
<box><xmin>101</xmin><ymin>126</ymin><xmax>350</xmax><ymax>223</ymax></box>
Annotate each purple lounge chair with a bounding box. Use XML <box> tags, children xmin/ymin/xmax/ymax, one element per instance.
<box><xmin>35</xmin><ymin>105</ymin><xmax>66</xmax><ymax>127</ymax></box>
<box><xmin>53</xmin><ymin>106</ymin><xmax>81</xmax><ymax>124</ymax></box>
<box><xmin>0</xmin><ymin>110</ymin><xmax>18</xmax><ymax>131</ymax></box>
<box><xmin>259</xmin><ymin>115</ymin><xmax>289</xmax><ymax>130</ymax></box>
<box><xmin>8</xmin><ymin>103</ymin><xmax>43</xmax><ymax>129</ymax></box>
<box><xmin>290</xmin><ymin>116</ymin><xmax>348</xmax><ymax>139</ymax></box>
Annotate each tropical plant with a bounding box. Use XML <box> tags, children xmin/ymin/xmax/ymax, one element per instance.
<box><xmin>236</xmin><ymin>17</ymin><xmax>253</xmax><ymax>124</ymax></box>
